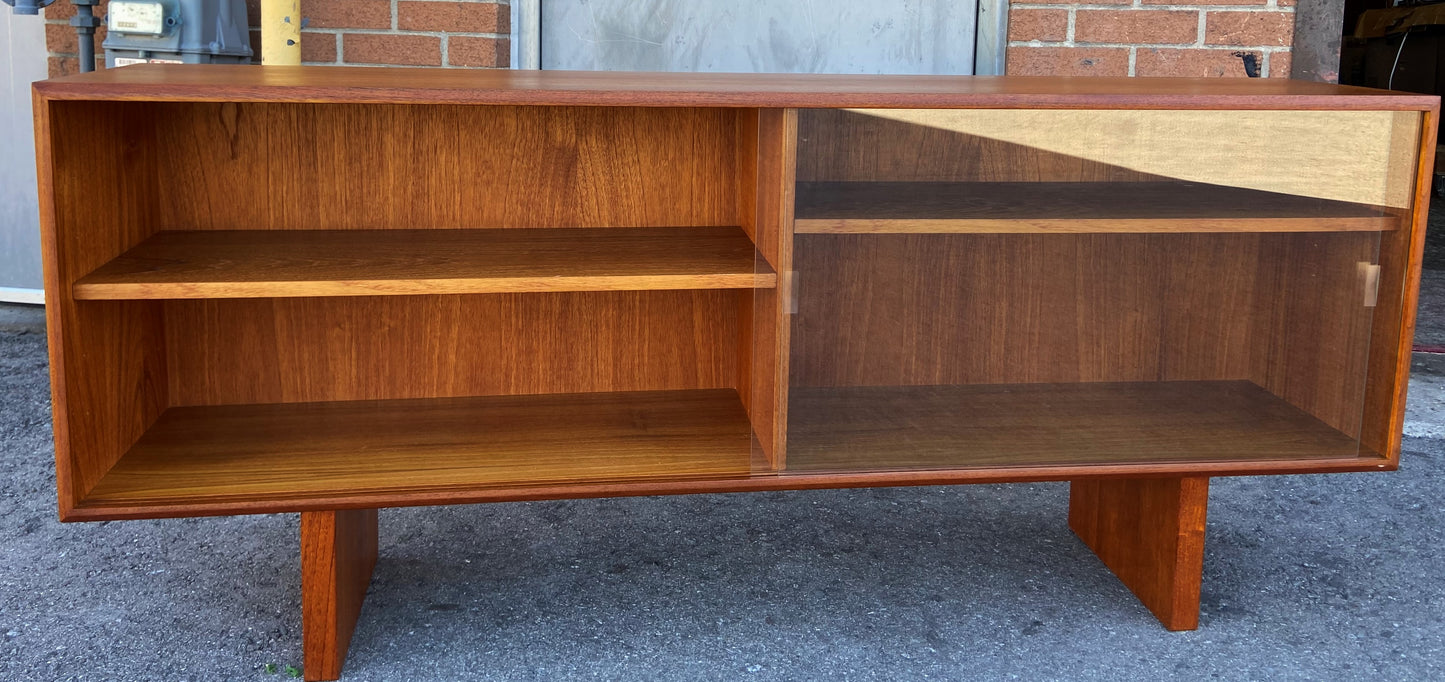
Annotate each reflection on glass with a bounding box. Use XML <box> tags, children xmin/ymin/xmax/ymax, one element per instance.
<box><xmin>780</xmin><ymin>108</ymin><xmax>1417</xmax><ymax>474</ymax></box>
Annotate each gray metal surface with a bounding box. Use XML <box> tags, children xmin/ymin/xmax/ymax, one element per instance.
<box><xmin>540</xmin><ymin>0</ymin><xmax>975</xmax><ymax>74</ymax></box>
<box><xmin>973</xmin><ymin>0</ymin><xmax>1007</xmax><ymax>76</ymax></box>
<box><xmin>1290</xmin><ymin>0</ymin><xmax>1345</xmax><ymax>82</ymax></box>
<box><xmin>0</xmin><ymin>10</ymin><xmax>46</xmax><ymax>300</ymax></box>
<box><xmin>102</xmin><ymin>0</ymin><xmax>252</xmax><ymax>67</ymax></box>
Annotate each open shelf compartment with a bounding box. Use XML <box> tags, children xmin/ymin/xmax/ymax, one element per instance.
<box><xmin>76</xmin><ymin>389</ymin><xmax>758</xmax><ymax>514</ymax></box>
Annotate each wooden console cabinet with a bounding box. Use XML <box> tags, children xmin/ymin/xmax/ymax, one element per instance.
<box><xmin>33</xmin><ymin>66</ymin><xmax>1437</xmax><ymax>679</ymax></box>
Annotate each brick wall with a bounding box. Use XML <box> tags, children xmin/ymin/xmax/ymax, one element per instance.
<box><xmin>1007</xmin><ymin>1</ymin><xmax>1295</xmax><ymax>78</ymax></box>
<box><xmin>44</xmin><ymin>0</ymin><xmax>509</xmax><ymax>77</ymax></box>
<box><xmin>45</xmin><ymin>1</ymin><xmax>1297</xmax><ymax>79</ymax></box>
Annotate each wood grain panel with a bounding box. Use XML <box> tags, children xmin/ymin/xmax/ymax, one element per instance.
<box><xmin>39</xmin><ymin>99</ymin><xmax>169</xmax><ymax>510</ymax></box>
<box><xmin>36</xmin><ymin>64</ymin><xmax>1438</xmax><ymax>110</ymax></box>
<box><xmin>787</xmin><ymin>383</ymin><xmax>1365</xmax><ymax>472</ymax></box>
<box><xmin>74</xmin><ymin>227</ymin><xmax>774</xmax><ymax>300</ymax></box>
<box><xmin>836</xmin><ymin>109</ymin><xmax>1420</xmax><ymax>208</ymax></box>
<box><xmin>789</xmin><ymin>234</ymin><xmax>1259</xmax><ymax>387</ymax></box>
<box><xmin>154</xmin><ymin>103</ymin><xmax>738</xmax><ymax>231</ymax></box>
<box><xmin>1070</xmin><ymin>477</ymin><xmax>1208</xmax><ymax>631</ymax></box>
<box><xmin>81</xmin><ymin>390</ymin><xmax>755</xmax><ymax>509</ymax></box>
<box><xmin>740</xmin><ymin>109</ymin><xmax>797</xmax><ymax>467</ymax></box>
<box><xmin>301</xmin><ymin>509</ymin><xmax>377</xmax><ymax>682</ymax></box>
<box><xmin>797</xmin><ymin>108</ymin><xmax>1160</xmax><ymax>184</ymax></box>
<box><xmin>794</xmin><ymin>182</ymin><xmax>1399</xmax><ymax>234</ymax></box>
<box><xmin>164</xmin><ymin>291</ymin><xmax>739</xmax><ymax>406</ymax></box>
<box><xmin>1250</xmin><ymin>233</ymin><xmax>1379</xmax><ymax>437</ymax></box>
<box><xmin>1363</xmin><ymin>107</ymin><xmax>1438</xmax><ymax>461</ymax></box>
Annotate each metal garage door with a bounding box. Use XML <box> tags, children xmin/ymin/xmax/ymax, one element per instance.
<box><xmin>0</xmin><ymin>10</ymin><xmax>46</xmax><ymax>302</ymax></box>
<box><xmin>535</xmin><ymin>0</ymin><xmax>985</xmax><ymax>74</ymax></box>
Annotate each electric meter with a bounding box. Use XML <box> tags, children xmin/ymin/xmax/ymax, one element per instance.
<box><xmin>107</xmin><ymin>1</ymin><xmax>165</xmax><ymax>35</ymax></box>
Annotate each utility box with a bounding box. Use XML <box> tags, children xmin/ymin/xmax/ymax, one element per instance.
<box><xmin>103</xmin><ymin>0</ymin><xmax>251</xmax><ymax>67</ymax></box>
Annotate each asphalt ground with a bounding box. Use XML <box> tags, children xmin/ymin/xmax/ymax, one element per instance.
<box><xmin>2</xmin><ymin>303</ymin><xmax>1444</xmax><ymax>681</ymax></box>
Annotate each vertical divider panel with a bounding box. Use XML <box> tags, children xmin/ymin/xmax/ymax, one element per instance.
<box><xmin>738</xmin><ymin>109</ymin><xmax>797</xmax><ymax>470</ymax></box>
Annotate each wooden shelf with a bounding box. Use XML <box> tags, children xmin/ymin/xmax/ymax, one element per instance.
<box><xmin>73</xmin><ymin>227</ymin><xmax>774</xmax><ymax>300</ymax></box>
<box><xmin>786</xmin><ymin>381</ymin><xmax>1376</xmax><ymax>472</ymax></box>
<box><xmin>78</xmin><ymin>389</ymin><xmax>757</xmax><ymax>512</ymax></box>
<box><xmin>794</xmin><ymin>182</ymin><xmax>1400</xmax><ymax>234</ymax></box>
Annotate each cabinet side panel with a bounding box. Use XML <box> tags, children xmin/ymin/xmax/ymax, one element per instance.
<box><xmin>42</xmin><ymin>101</ymin><xmax>167</xmax><ymax>510</ymax></box>
<box><xmin>164</xmin><ymin>292</ymin><xmax>738</xmax><ymax>406</ymax></box>
<box><xmin>153</xmin><ymin>103</ymin><xmax>738</xmax><ymax>230</ymax></box>
<box><xmin>1363</xmin><ymin>109</ymin><xmax>1436</xmax><ymax>460</ymax></box>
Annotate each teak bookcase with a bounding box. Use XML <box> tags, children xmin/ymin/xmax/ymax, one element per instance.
<box><xmin>33</xmin><ymin>66</ymin><xmax>1438</xmax><ymax>680</ymax></box>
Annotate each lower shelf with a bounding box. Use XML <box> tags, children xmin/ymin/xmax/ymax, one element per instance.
<box><xmin>80</xmin><ymin>389</ymin><xmax>757</xmax><ymax>512</ymax></box>
<box><xmin>73</xmin><ymin>381</ymin><xmax>1387</xmax><ymax>519</ymax></box>
<box><xmin>785</xmin><ymin>381</ymin><xmax>1375</xmax><ymax>472</ymax></box>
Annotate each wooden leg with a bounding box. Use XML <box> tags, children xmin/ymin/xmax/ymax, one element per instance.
<box><xmin>301</xmin><ymin>509</ymin><xmax>378</xmax><ymax>681</ymax></box>
<box><xmin>1069</xmin><ymin>477</ymin><xmax>1208</xmax><ymax>631</ymax></box>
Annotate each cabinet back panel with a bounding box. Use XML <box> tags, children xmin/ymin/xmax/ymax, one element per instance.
<box><xmin>790</xmin><ymin>232</ymin><xmax>1376</xmax><ymax>436</ymax></box>
<box><xmin>152</xmin><ymin>103</ymin><xmax>739</xmax><ymax>230</ymax></box>
<box><xmin>797</xmin><ymin>108</ymin><xmax>1160</xmax><ymax>184</ymax></box>
<box><xmin>164</xmin><ymin>291</ymin><xmax>739</xmax><ymax>406</ymax></box>
<box><xmin>1252</xmin><ymin>233</ymin><xmax>1379</xmax><ymax>439</ymax></box>
<box><xmin>798</xmin><ymin>108</ymin><xmax>1420</xmax><ymax>208</ymax></box>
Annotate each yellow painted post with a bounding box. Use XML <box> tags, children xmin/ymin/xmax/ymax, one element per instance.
<box><xmin>260</xmin><ymin>0</ymin><xmax>301</xmax><ymax>65</ymax></box>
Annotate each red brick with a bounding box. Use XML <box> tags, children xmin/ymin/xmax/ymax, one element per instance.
<box><xmin>343</xmin><ymin>33</ymin><xmax>441</xmax><ymax>65</ymax></box>
<box><xmin>1007</xmin><ymin>9</ymin><xmax>1068</xmax><ymax>43</ymax></box>
<box><xmin>45</xmin><ymin>22</ymin><xmax>108</xmax><ymax>55</ymax></box>
<box><xmin>1204</xmin><ymin>11</ymin><xmax>1293</xmax><ymax>47</ymax></box>
<box><xmin>1267</xmin><ymin>50</ymin><xmax>1292</xmax><ymax>78</ymax></box>
<box><xmin>1076</xmin><ymin>10</ymin><xmax>1199</xmax><ymax>45</ymax></box>
<box><xmin>1135</xmin><ymin>48</ymin><xmax>1259</xmax><ymax>77</ymax></box>
<box><xmin>1006</xmin><ymin>46</ymin><xmax>1130</xmax><ymax>77</ymax></box>
<box><xmin>449</xmin><ymin>36</ymin><xmax>508</xmax><ymax>67</ymax></box>
<box><xmin>306</xmin><ymin>1</ymin><xmax>392</xmax><ymax>30</ymax></box>
<box><xmin>400</xmin><ymin>2</ymin><xmax>508</xmax><ymax>33</ymax></box>
<box><xmin>245</xmin><ymin>29</ymin><xmax>333</xmax><ymax>63</ymax></box>
<box><xmin>301</xmin><ymin>31</ymin><xmax>338</xmax><ymax>63</ymax></box>
<box><xmin>48</xmin><ymin>55</ymin><xmax>76</xmax><ymax>78</ymax></box>
<box><xmin>47</xmin><ymin>55</ymin><xmax>103</xmax><ymax>77</ymax></box>
<box><xmin>44</xmin><ymin>0</ymin><xmax>108</xmax><ymax>21</ymax></box>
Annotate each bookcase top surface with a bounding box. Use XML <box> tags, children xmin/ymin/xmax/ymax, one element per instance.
<box><xmin>34</xmin><ymin>64</ymin><xmax>1439</xmax><ymax>110</ymax></box>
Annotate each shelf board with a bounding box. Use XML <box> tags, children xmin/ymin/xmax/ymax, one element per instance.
<box><xmin>73</xmin><ymin>227</ymin><xmax>774</xmax><ymax>300</ymax></box>
<box><xmin>794</xmin><ymin>182</ymin><xmax>1400</xmax><ymax>234</ymax></box>
<box><xmin>786</xmin><ymin>381</ymin><xmax>1373</xmax><ymax>472</ymax></box>
<box><xmin>79</xmin><ymin>389</ymin><xmax>757</xmax><ymax>512</ymax></box>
